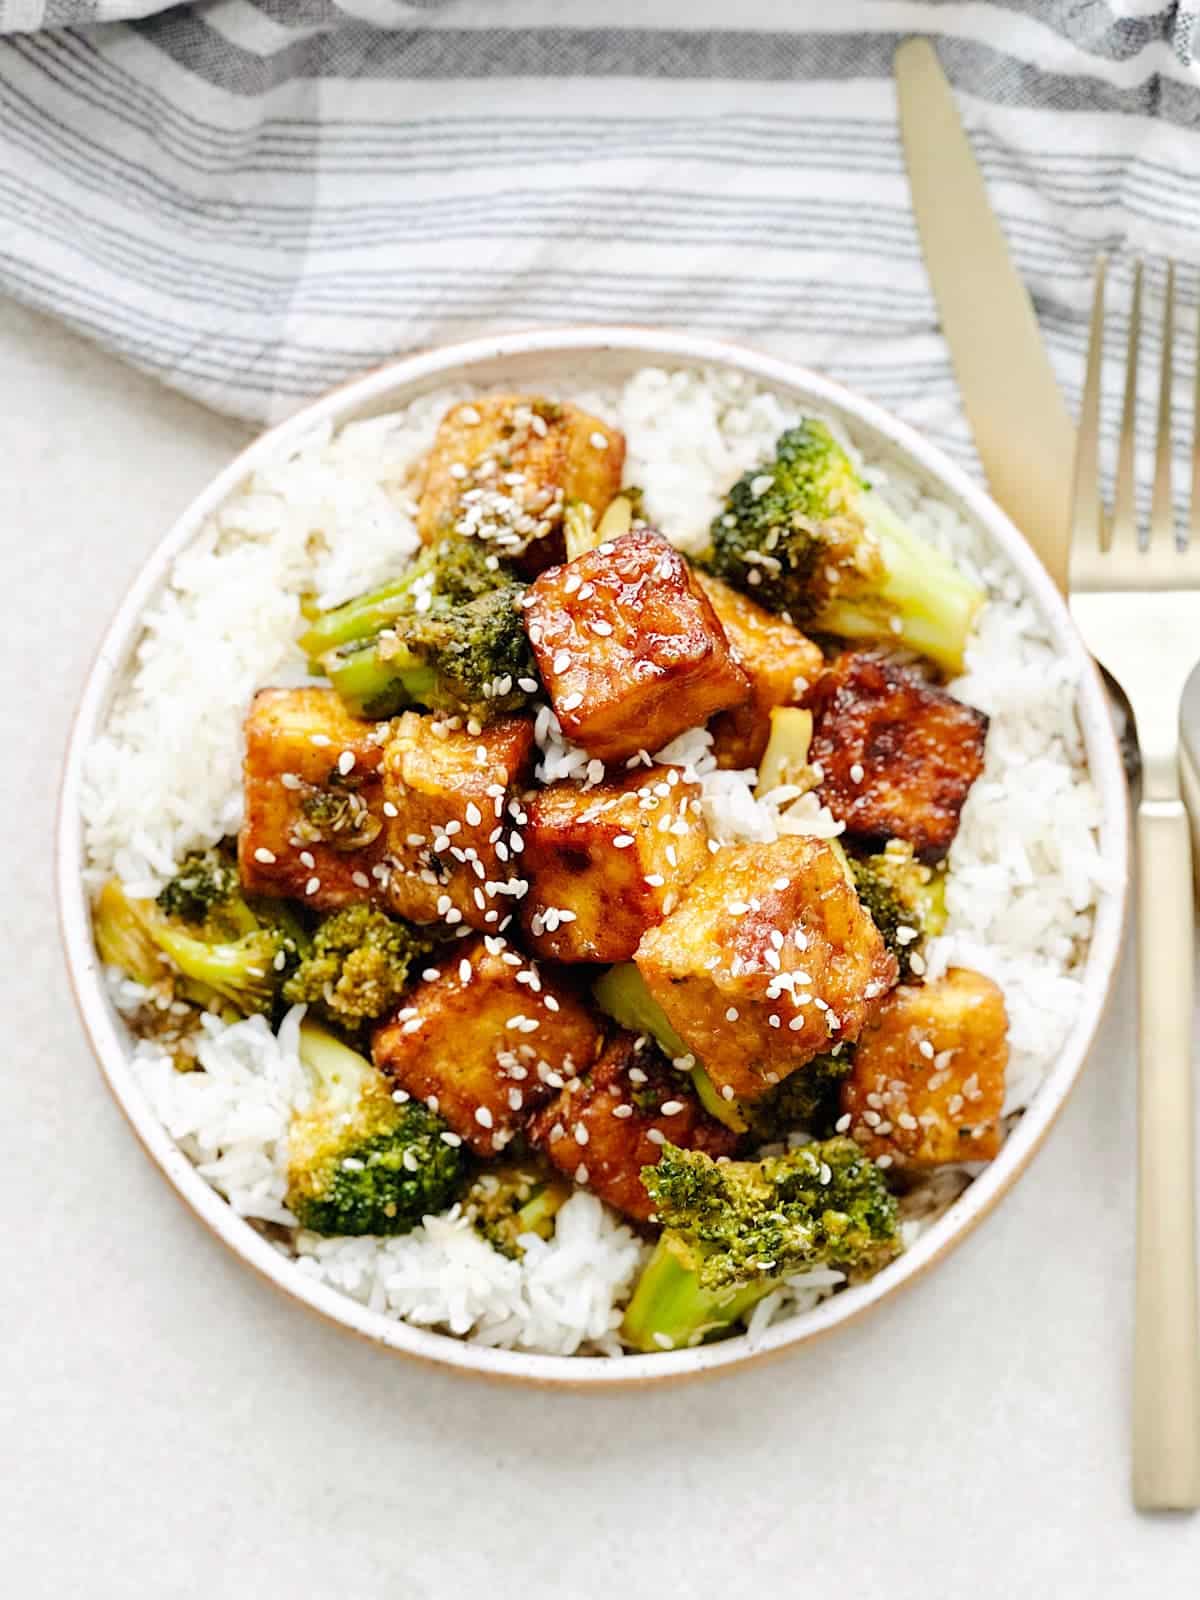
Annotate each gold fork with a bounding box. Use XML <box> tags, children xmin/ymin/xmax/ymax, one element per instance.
<box><xmin>1071</xmin><ymin>257</ymin><xmax>1200</xmax><ymax>1510</ymax></box>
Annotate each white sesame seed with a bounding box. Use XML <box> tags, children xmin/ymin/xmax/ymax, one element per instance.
<box><xmin>337</xmin><ymin>750</ymin><xmax>356</xmax><ymax>776</ymax></box>
<box><xmin>628</xmin><ymin>1067</ymin><xmax>648</xmax><ymax>1085</ymax></box>
<box><xmin>304</xmin><ymin>876</ymin><xmax>320</xmax><ymax>896</ymax></box>
<box><xmin>309</xmin><ymin>733</ymin><xmax>331</xmax><ymax>747</ymax></box>
<box><xmin>574</xmin><ymin>1163</ymin><xmax>590</xmax><ymax>1185</ymax></box>
<box><xmin>299</xmin><ymin>850</ymin><xmax>315</xmax><ymax>869</ymax></box>
<box><xmin>552</xmin><ymin>650</ymin><xmax>572</xmax><ymax>674</ymax></box>
<box><xmin>849</xmin><ymin>762</ymin><xmax>864</xmax><ymax>784</ymax></box>
<box><xmin>835</xmin><ymin>1113</ymin><xmax>852</xmax><ymax>1133</ymax></box>
<box><xmin>645</xmin><ymin>1129</ymin><xmax>666</xmax><ymax>1146</ymax></box>
<box><xmin>574</xmin><ymin>1123</ymin><xmax>589</xmax><ymax>1146</ymax></box>
<box><xmin>918</xmin><ymin>1039</ymin><xmax>935</xmax><ymax>1060</ymax></box>
<box><xmin>559</xmin><ymin>691</ymin><xmax>584</xmax><ymax>712</ymax></box>
<box><xmin>612</xmin><ymin>834</ymin><xmax>635</xmax><ymax>849</ymax></box>
<box><xmin>475</xmin><ymin>1107</ymin><xmax>494</xmax><ymax>1129</ymax></box>
<box><xmin>659</xmin><ymin>1100</ymin><xmax>684</xmax><ymax>1116</ymax></box>
<box><xmin>440</xmin><ymin>1131</ymin><xmax>463</xmax><ymax>1148</ymax></box>
<box><xmin>253</xmin><ymin>847</ymin><xmax>276</xmax><ymax>864</ymax></box>
<box><xmin>589</xmin><ymin>431</ymin><xmax>609</xmax><ymax>450</ymax></box>
<box><xmin>725</xmin><ymin>1007</ymin><xmax>739</xmax><ymax>1021</ymax></box>
<box><xmin>612</xmin><ymin>1104</ymin><xmax>634</xmax><ymax>1120</ymax></box>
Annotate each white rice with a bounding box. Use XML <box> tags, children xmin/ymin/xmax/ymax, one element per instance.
<box><xmin>83</xmin><ymin>365</ymin><xmax>1113</xmax><ymax>1355</ymax></box>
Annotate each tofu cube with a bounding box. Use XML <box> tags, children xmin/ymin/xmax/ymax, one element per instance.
<box><xmin>519</xmin><ymin>764</ymin><xmax>710</xmax><ymax>962</ymax></box>
<box><xmin>696</xmin><ymin>574</ymin><xmax>825</xmax><ymax>770</ymax></box>
<box><xmin>529</xmin><ymin>1031</ymin><xmax>737</xmax><ymax>1221</ymax></box>
<box><xmin>803</xmin><ymin>649</ymin><xmax>988</xmax><ymax>861</ymax></box>
<box><xmin>239</xmin><ymin>688</ymin><xmax>392</xmax><ymax>909</ymax></box>
<box><xmin>523</xmin><ymin>528</ymin><xmax>750</xmax><ymax>761</ymax></box>
<box><xmin>635</xmin><ymin>837</ymin><xmax>898</xmax><ymax>1104</ymax></box>
<box><xmin>840</xmin><ymin>968</ymin><xmax>1008</xmax><ymax>1165</ymax></box>
<box><xmin>380</xmin><ymin>711</ymin><xmax>534</xmax><ymax>931</ymax></box>
<box><xmin>418</xmin><ymin>394</ymin><xmax>625</xmax><ymax>576</ymax></box>
<box><xmin>373</xmin><ymin>935</ymin><xmax>603</xmax><ymax>1156</ymax></box>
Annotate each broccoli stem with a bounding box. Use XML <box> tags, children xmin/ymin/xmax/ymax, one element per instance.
<box><xmin>622</xmin><ymin>1234</ymin><xmax>772</xmax><ymax>1352</ymax></box>
<box><xmin>593</xmin><ymin>964</ymin><xmax>747</xmax><ymax>1133</ymax></box>
<box><xmin>298</xmin><ymin>575</ymin><xmax>420</xmax><ymax>658</ymax></box>
<box><xmin>325</xmin><ymin>640</ymin><xmax>440</xmax><ymax>719</ymax></box>
<box><xmin>817</xmin><ymin>493</ymin><xmax>984</xmax><ymax>675</ymax></box>
<box><xmin>516</xmin><ymin>1183</ymin><xmax>568</xmax><ymax>1240</ymax></box>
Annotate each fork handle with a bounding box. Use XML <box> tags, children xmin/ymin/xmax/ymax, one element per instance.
<box><xmin>1134</xmin><ymin>795</ymin><xmax>1200</xmax><ymax>1510</ymax></box>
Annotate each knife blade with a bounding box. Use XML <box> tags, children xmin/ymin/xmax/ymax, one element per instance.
<box><xmin>894</xmin><ymin>37</ymin><xmax>1075</xmax><ymax>592</ymax></box>
<box><xmin>894</xmin><ymin>36</ymin><xmax>1200</xmax><ymax>845</ymax></box>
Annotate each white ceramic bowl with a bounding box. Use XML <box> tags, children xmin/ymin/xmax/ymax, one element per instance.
<box><xmin>57</xmin><ymin>329</ymin><xmax>1129</xmax><ymax>1386</ymax></box>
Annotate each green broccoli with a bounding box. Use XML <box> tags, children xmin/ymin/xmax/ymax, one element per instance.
<box><xmin>849</xmin><ymin>840</ymin><xmax>948</xmax><ymax>981</ymax></box>
<box><xmin>154</xmin><ymin>848</ymin><xmax>244</xmax><ymax>926</ymax></box>
<box><xmin>704</xmin><ymin>421</ymin><xmax>984</xmax><ymax>673</ymax></box>
<box><xmin>299</xmin><ymin>536</ymin><xmax>538</xmax><ymax>721</ymax></box>
<box><xmin>287</xmin><ymin>1021</ymin><xmax>468</xmax><ymax>1236</ymax></box>
<box><xmin>741</xmin><ymin>1051</ymin><xmax>854</xmax><ymax>1143</ymax></box>
<box><xmin>464</xmin><ymin>1162</ymin><xmax>571</xmax><ymax>1258</ymax></box>
<box><xmin>94</xmin><ymin>855</ymin><xmax>306</xmax><ymax>1019</ymax></box>
<box><xmin>592</xmin><ymin>963</ymin><xmax>747</xmax><ymax>1133</ymax></box>
<box><xmin>621</xmin><ymin>1137</ymin><xmax>899</xmax><ymax>1352</ymax></box>
<box><xmin>282</xmin><ymin>904</ymin><xmax>433</xmax><ymax>1027</ymax></box>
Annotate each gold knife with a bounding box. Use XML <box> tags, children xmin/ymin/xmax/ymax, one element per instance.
<box><xmin>893</xmin><ymin>36</ymin><xmax>1200</xmax><ymax>844</ymax></box>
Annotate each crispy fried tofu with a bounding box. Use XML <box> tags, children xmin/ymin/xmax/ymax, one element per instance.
<box><xmin>803</xmin><ymin>650</ymin><xmax>988</xmax><ymax>862</ymax></box>
<box><xmin>372</xmin><ymin>935</ymin><xmax>603</xmax><ymax>1155</ymax></box>
<box><xmin>696</xmin><ymin>574</ymin><xmax>825</xmax><ymax>770</ymax></box>
<box><xmin>380</xmin><ymin>711</ymin><xmax>534</xmax><ymax>931</ymax></box>
<box><xmin>840</xmin><ymin>968</ymin><xmax>1008</xmax><ymax>1165</ymax></box>
<box><xmin>519</xmin><ymin>765</ymin><xmax>710</xmax><ymax>963</ymax></box>
<box><xmin>523</xmin><ymin>528</ymin><xmax>750</xmax><ymax>762</ymax></box>
<box><xmin>634</xmin><ymin>837</ymin><xmax>897</xmax><ymax>1103</ymax></box>
<box><xmin>238</xmin><ymin>688</ymin><xmax>393</xmax><ymax>909</ymax></box>
<box><xmin>529</xmin><ymin>1031</ymin><xmax>737</xmax><ymax>1221</ymax></box>
<box><xmin>417</xmin><ymin>394</ymin><xmax>625</xmax><ymax>576</ymax></box>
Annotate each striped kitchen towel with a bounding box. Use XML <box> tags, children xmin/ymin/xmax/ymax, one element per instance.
<box><xmin>1</xmin><ymin>1</ymin><xmax>1200</xmax><ymax>495</ymax></box>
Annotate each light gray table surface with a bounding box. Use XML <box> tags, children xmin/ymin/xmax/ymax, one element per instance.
<box><xmin>4</xmin><ymin>295</ymin><xmax>1198</xmax><ymax>1597</ymax></box>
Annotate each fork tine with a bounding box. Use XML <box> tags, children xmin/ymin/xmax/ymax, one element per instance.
<box><xmin>1072</xmin><ymin>255</ymin><xmax>1107</xmax><ymax>553</ymax></box>
<box><xmin>1190</xmin><ymin>283</ymin><xmax>1200</xmax><ymax>548</ymax></box>
<box><xmin>1112</xmin><ymin>259</ymin><xmax>1143</xmax><ymax>553</ymax></box>
<box><xmin>1150</xmin><ymin>261</ymin><xmax>1176</xmax><ymax>547</ymax></box>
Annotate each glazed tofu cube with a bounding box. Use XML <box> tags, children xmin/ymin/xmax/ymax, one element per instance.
<box><xmin>803</xmin><ymin>650</ymin><xmax>988</xmax><ymax>861</ymax></box>
<box><xmin>417</xmin><ymin>394</ymin><xmax>625</xmax><ymax>576</ymax></box>
<box><xmin>529</xmin><ymin>1031</ymin><xmax>737</xmax><ymax>1221</ymax></box>
<box><xmin>519</xmin><ymin>765</ymin><xmax>710</xmax><ymax>963</ymax></box>
<box><xmin>695</xmin><ymin>574</ymin><xmax>825</xmax><ymax>770</ymax></box>
<box><xmin>373</xmin><ymin>935</ymin><xmax>603</xmax><ymax>1156</ymax></box>
<box><xmin>380</xmin><ymin>711</ymin><xmax>535</xmax><ymax>931</ymax></box>
<box><xmin>635</xmin><ymin>837</ymin><xmax>897</xmax><ymax>1104</ymax></box>
<box><xmin>840</xmin><ymin>968</ymin><xmax>1008</xmax><ymax>1165</ymax></box>
<box><xmin>239</xmin><ymin>688</ymin><xmax>391</xmax><ymax>909</ymax></box>
<box><xmin>523</xmin><ymin>528</ymin><xmax>750</xmax><ymax>761</ymax></box>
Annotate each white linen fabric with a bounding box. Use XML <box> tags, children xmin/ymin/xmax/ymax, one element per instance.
<box><xmin>1</xmin><ymin>0</ymin><xmax>1199</xmax><ymax>512</ymax></box>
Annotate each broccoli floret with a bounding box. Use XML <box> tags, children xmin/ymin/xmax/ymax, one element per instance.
<box><xmin>287</xmin><ymin>1022</ymin><xmax>468</xmax><ymax>1235</ymax></box>
<box><xmin>95</xmin><ymin>865</ymin><xmax>306</xmax><ymax>1020</ymax></box>
<box><xmin>300</xmin><ymin>537</ymin><xmax>539</xmax><ymax>721</ymax></box>
<box><xmin>704</xmin><ymin>421</ymin><xmax>984</xmax><ymax>673</ymax></box>
<box><xmin>849</xmin><ymin>840</ymin><xmax>947</xmax><ymax>981</ymax></box>
<box><xmin>464</xmin><ymin>1162</ymin><xmax>571</xmax><ymax>1258</ymax></box>
<box><xmin>155</xmin><ymin>849</ymin><xmax>244</xmax><ymax>926</ymax></box>
<box><xmin>282</xmin><ymin>904</ymin><xmax>433</xmax><ymax>1027</ymax></box>
<box><xmin>741</xmin><ymin>1051</ymin><xmax>853</xmax><ymax>1143</ymax></box>
<box><xmin>622</xmin><ymin>1138</ymin><xmax>899</xmax><ymax>1351</ymax></box>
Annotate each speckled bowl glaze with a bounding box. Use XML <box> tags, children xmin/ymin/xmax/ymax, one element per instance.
<box><xmin>57</xmin><ymin>329</ymin><xmax>1130</xmax><ymax>1386</ymax></box>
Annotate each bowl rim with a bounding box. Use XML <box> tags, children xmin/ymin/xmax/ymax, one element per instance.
<box><xmin>56</xmin><ymin>325</ymin><xmax>1130</xmax><ymax>1387</ymax></box>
